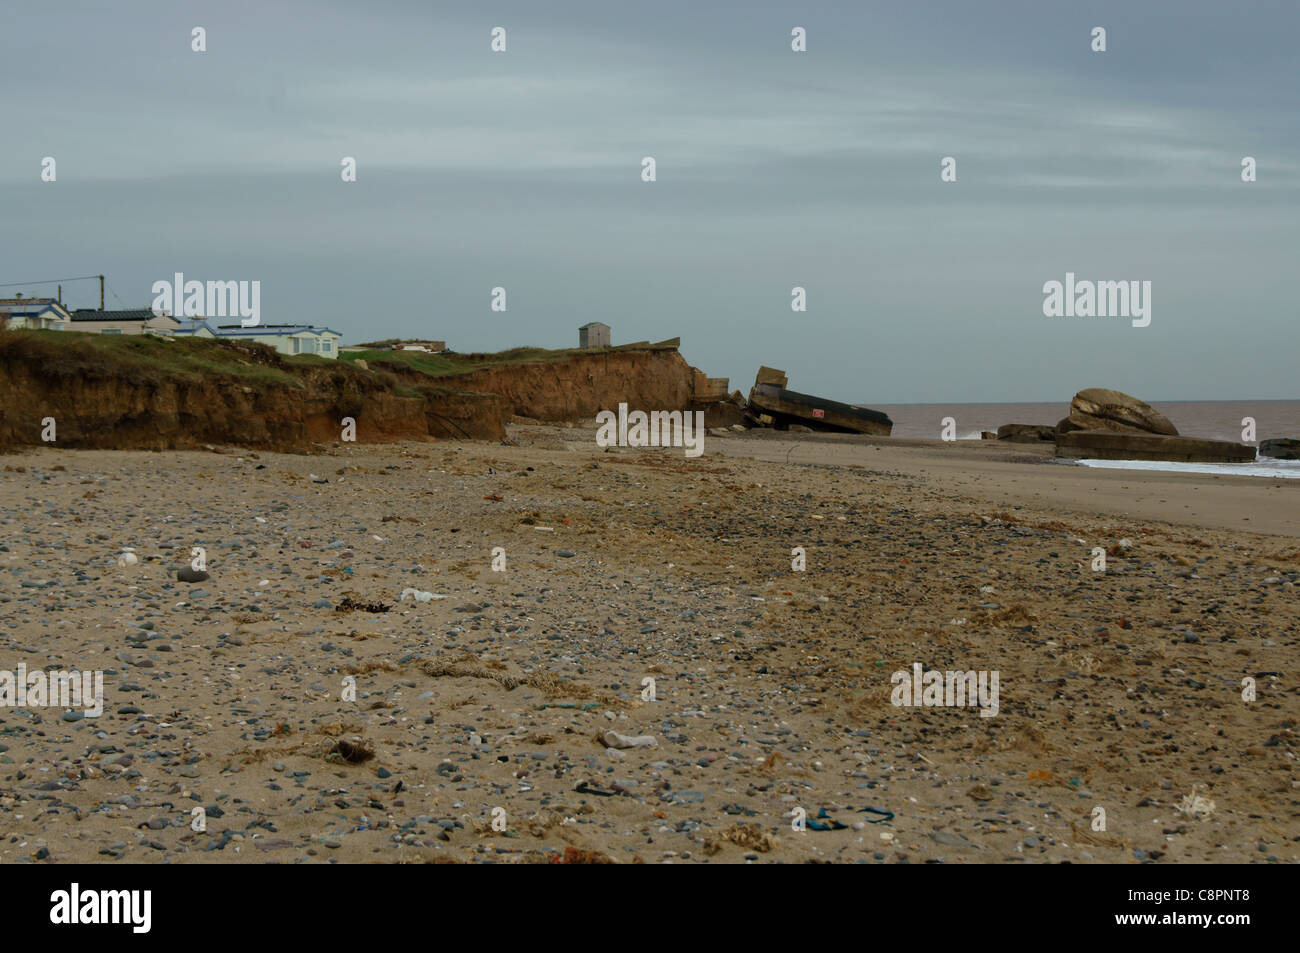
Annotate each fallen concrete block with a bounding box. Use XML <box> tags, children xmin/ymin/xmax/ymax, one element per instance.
<box><xmin>1259</xmin><ymin>438</ymin><xmax>1300</xmax><ymax>460</ymax></box>
<box><xmin>1055</xmin><ymin>430</ymin><xmax>1255</xmax><ymax>463</ymax></box>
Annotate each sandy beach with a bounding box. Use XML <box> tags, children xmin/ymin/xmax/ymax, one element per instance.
<box><xmin>1</xmin><ymin>426</ymin><xmax>1295</xmax><ymax>864</ymax></box>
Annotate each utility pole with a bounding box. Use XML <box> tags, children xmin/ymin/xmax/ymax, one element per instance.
<box><xmin>99</xmin><ymin>274</ymin><xmax>105</xmax><ymax>311</ymax></box>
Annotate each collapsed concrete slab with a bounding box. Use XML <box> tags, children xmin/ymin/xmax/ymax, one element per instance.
<box><xmin>1259</xmin><ymin>438</ymin><xmax>1300</xmax><ymax>460</ymax></box>
<box><xmin>747</xmin><ymin>379</ymin><xmax>892</xmax><ymax>435</ymax></box>
<box><xmin>997</xmin><ymin>424</ymin><xmax>1056</xmax><ymax>443</ymax></box>
<box><xmin>1056</xmin><ymin>430</ymin><xmax>1255</xmax><ymax>463</ymax></box>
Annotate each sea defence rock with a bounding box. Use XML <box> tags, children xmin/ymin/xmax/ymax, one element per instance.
<box><xmin>1259</xmin><ymin>438</ymin><xmax>1300</xmax><ymax>460</ymax></box>
<box><xmin>997</xmin><ymin>424</ymin><xmax>1056</xmax><ymax>443</ymax></box>
<box><xmin>1063</xmin><ymin>388</ymin><xmax>1178</xmax><ymax>435</ymax></box>
<box><xmin>1056</xmin><ymin>430</ymin><xmax>1255</xmax><ymax>463</ymax></box>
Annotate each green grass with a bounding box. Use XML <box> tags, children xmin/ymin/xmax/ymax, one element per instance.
<box><xmin>338</xmin><ymin>342</ymin><xmax>674</xmax><ymax>379</ymax></box>
<box><xmin>0</xmin><ymin>329</ymin><xmax>303</xmax><ymax>387</ymax></box>
<box><xmin>338</xmin><ymin>348</ymin><xmax>460</xmax><ymax>376</ymax></box>
<box><xmin>0</xmin><ymin>329</ymin><xmax>676</xmax><ymax>393</ymax></box>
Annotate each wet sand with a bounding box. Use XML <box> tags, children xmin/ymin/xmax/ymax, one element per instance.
<box><xmin>712</xmin><ymin>431</ymin><xmax>1300</xmax><ymax>538</ymax></box>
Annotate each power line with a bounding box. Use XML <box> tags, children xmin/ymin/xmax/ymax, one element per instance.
<box><xmin>0</xmin><ymin>274</ymin><xmax>102</xmax><ymax>289</ymax></box>
<box><xmin>106</xmin><ymin>281</ymin><xmax>133</xmax><ymax>309</ymax></box>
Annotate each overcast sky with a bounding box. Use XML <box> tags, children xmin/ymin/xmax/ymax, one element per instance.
<box><xmin>2</xmin><ymin>0</ymin><xmax>1296</xmax><ymax>402</ymax></box>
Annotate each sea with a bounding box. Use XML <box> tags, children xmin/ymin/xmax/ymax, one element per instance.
<box><xmin>870</xmin><ymin>400</ymin><xmax>1300</xmax><ymax>478</ymax></box>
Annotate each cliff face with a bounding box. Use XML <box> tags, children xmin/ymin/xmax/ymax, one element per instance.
<box><xmin>451</xmin><ymin>349</ymin><xmax>697</xmax><ymax>420</ymax></box>
<box><xmin>0</xmin><ymin>337</ymin><xmax>508</xmax><ymax>451</ymax></box>
<box><xmin>0</xmin><ymin>335</ymin><xmax>702</xmax><ymax>451</ymax></box>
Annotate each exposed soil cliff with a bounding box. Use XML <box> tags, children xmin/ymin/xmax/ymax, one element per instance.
<box><xmin>389</xmin><ymin>347</ymin><xmax>699</xmax><ymax>422</ymax></box>
<box><xmin>0</xmin><ymin>334</ymin><xmax>707</xmax><ymax>452</ymax></box>
<box><xmin>0</xmin><ymin>334</ymin><xmax>508</xmax><ymax>451</ymax></box>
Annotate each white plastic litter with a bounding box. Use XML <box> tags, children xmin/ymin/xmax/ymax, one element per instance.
<box><xmin>400</xmin><ymin>588</ymin><xmax>447</xmax><ymax>603</ymax></box>
<box><xmin>599</xmin><ymin>730</ymin><xmax>658</xmax><ymax>750</ymax></box>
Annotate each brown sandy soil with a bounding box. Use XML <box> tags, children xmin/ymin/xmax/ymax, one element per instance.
<box><xmin>0</xmin><ymin>426</ymin><xmax>1296</xmax><ymax>864</ymax></box>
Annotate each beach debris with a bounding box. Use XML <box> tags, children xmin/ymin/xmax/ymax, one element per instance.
<box><xmin>1106</xmin><ymin>538</ymin><xmax>1135</xmax><ymax>557</ymax></box>
<box><xmin>116</xmin><ymin>550</ymin><xmax>138</xmax><ymax>567</ymax></box>
<box><xmin>421</xmin><ymin>658</ymin><xmax>521</xmax><ymax>690</ymax></box>
<box><xmin>803</xmin><ymin>806</ymin><xmax>892</xmax><ymax>830</ymax></box>
<box><xmin>574</xmin><ymin>780</ymin><xmax>620</xmax><ymax>797</ymax></box>
<box><xmin>335</xmin><ymin>596</ymin><xmax>391</xmax><ymax>613</ymax></box>
<box><xmin>399</xmin><ymin>588</ymin><xmax>446</xmax><ymax>603</ymax></box>
<box><xmin>1176</xmin><ymin>787</ymin><xmax>1216</xmax><ymax>820</ymax></box>
<box><xmin>704</xmin><ymin>823</ymin><xmax>777</xmax><ymax>855</ymax></box>
<box><xmin>806</xmin><ymin>808</ymin><xmax>848</xmax><ymax>831</ymax></box>
<box><xmin>325</xmin><ymin>739</ymin><xmax>374</xmax><ymax>764</ymax></box>
<box><xmin>598</xmin><ymin>729</ymin><xmax>657</xmax><ymax>750</ymax></box>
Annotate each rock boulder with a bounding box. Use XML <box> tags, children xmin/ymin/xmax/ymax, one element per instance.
<box><xmin>1064</xmin><ymin>388</ymin><xmax>1178</xmax><ymax>435</ymax></box>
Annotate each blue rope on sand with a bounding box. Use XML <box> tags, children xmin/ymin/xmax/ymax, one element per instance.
<box><xmin>806</xmin><ymin>806</ymin><xmax>895</xmax><ymax>829</ymax></box>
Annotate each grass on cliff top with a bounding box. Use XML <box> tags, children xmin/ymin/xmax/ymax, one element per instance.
<box><xmin>338</xmin><ymin>342</ymin><xmax>675</xmax><ymax>378</ymax></box>
<box><xmin>0</xmin><ymin>329</ymin><xmax>310</xmax><ymax>386</ymax></box>
<box><xmin>0</xmin><ymin>328</ymin><xmax>676</xmax><ymax>389</ymax></box>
